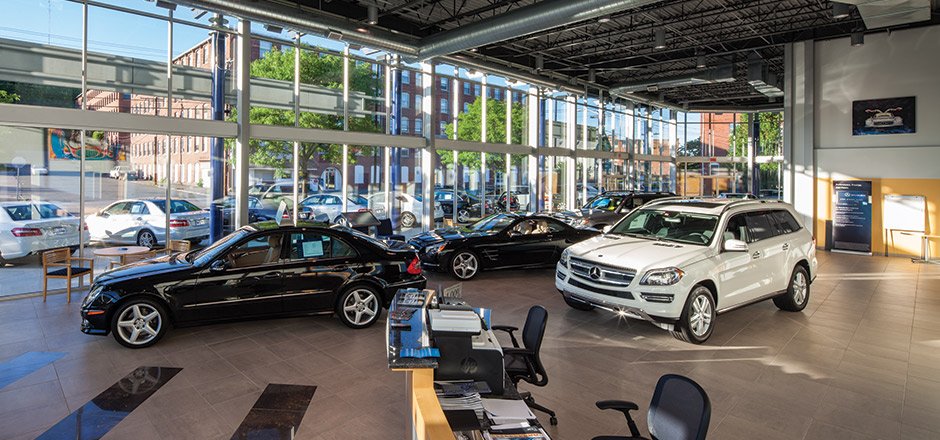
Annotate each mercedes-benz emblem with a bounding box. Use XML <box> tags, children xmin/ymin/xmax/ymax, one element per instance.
<box><xmin>589</xmin><ymin>266</ymin><xmax>601</xmax><ymax>280</ymax></box>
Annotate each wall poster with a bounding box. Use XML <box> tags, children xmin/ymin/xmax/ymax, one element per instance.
<box><xmin>852</xmin><ymin>96</ymin><xmax>916</xmax><ymax>135</ymax></box>
<box><xmin>833</xmin><ymin>180</ymin><xmax>873</xmax><ymax>253</ymax></box>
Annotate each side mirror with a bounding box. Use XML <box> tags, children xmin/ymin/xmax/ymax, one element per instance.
<box><xmin>602</xmin><ymin>225</ymin><xmax>613</xmax><ymax>234</ymax></box>
<box><xmin>724</xmin><ymin>239</ymin><xmax>748</xmax><ymax>252</ymax></box>
<box><xmin>209</xmin><ymin>259</ymin><xmax>227</xmax><ymax>272</ymax></box>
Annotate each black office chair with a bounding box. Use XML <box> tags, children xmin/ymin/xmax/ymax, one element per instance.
<box><xmin>492</xmin><ymin>305</ymin><xmax>557</xmax><ymax>425</ymax></box>
<box><xmin>592</xmin><ymin>374</ymin><xmax>710</xmax><ymax>440</ymax></box>
<box><xmin>376</xmin><ymin>218</ymin><xmax>406</xmax><ymax>242</ymax></box>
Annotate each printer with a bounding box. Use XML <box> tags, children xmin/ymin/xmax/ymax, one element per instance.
<box><xmin>429</xmin><ymin>307</ymin><xmax>505</xmax><ymax>394</ymax></box>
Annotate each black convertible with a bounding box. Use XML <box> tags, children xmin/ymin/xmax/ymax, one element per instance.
<box><xmin>80</xmin><ymin>221</ymin><xmax>426</xmax><ymax>348</ymax></box>
<box><xmin>409</xmin><ymin>213</ymin><xmax>600</xmax><ymax>280</ymax></box>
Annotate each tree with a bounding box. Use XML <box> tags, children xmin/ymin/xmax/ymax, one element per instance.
<box><xmin>727</xmin><ymin>113</ymin><xmax>784</xmax><ymax>188</ymax></box>
<box><xmin>227</xmin><ymin>47</ymin><xmax>382</xmax><ymax>188</ymax></box>
<box><xmin>0</xmin><ymin>90</ymin><xmax>20</xmax><ymax>104</ymax></box>
<box><xmin>440</xmin><ymin>96</ymin><xmax>526</xmax><ymax>171</ymax></box>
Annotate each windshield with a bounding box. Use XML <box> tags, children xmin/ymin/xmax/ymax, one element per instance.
<box><xmin>609</xmin><ymin>209</ymin><xmax>719</xmax><ymax>245</ymax></box>
<box><xmin>465</xmin><ymin>214</ymin><xmax>516</xmax><ymax>232</ymax></box>
<box><xmin>583</xmin><ymin>195</ymin><xmax>625</xmax><ymax>211</ymax></box>
<box><xmin>192</xmin><ymin>230</ymin><xmax>249</xmax><ymax>265</ymax></box>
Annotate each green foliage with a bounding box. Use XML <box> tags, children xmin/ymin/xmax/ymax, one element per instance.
<box><xmin>440</xmin><ymin>97</ymin><xmax>526</xmax><ymax>170</ymax></box>
<box><xmin>0</xmin><ymin>90</ymin><xmax>20</xmax><ymax>104</ymax></box>
<box><xmin>227</xmin><ymin>46</ymin><xmax>382</xmax><ymax>182</ymax></box>
<box><xmin>727</xmin><ymin>113</ymin><xmax>783</xmax><ymax>173</ymax></box>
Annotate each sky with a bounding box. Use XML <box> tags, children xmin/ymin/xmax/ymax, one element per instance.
<box><xmin>3</xmin><ymin>0</ymin><xmax>701</xmax><ymax>142</ymax></box>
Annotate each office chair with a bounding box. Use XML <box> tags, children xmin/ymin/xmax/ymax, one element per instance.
<box><xmin>376</xmin><ymin>218</ymin><xmax>406</xmax><ymax>242</ymax></box>
<box><xmin>492</xmin><ymin>305</ymin><xmax>557</xmax><ymax>425</ymax></box>
<box><xmin>592</xmin><ymin>374</ymin><xmax>710</xmax><ymax>440</ymax></box>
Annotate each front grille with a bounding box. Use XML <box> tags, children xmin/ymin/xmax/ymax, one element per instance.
<box><xmin>567</xmin><ymin>278</ymin><xmax>634</xmax><ymax>299</ymax></box>
<box><xmin>569</xmin><ymin>257</ymin><xmax>636</xmax><ymax>287</ymax></box>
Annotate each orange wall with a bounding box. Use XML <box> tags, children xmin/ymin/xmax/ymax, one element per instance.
<box><xmin>816</xmin><ymin>177</ymin><xmax>940</xmax><ymax>257</ymax></box>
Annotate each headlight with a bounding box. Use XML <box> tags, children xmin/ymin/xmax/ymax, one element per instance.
<box><xmin>560</xmin><ymin>248</ymin><xmax>571</xmax><ymax>267</ymax></box>
<box><xmin>639</xmin><ymin>267</ymin><xmax>685</xmax><ymax>286</ymax></box>
<box><xmin>426</xmin><ymin>243</ymin><xmax>446</xmax><ymax>254</ymax></box>
<box><xmin>82</xmin><ymin>285</ymin><xmax>104</xmax><ymax>307</ymax></box>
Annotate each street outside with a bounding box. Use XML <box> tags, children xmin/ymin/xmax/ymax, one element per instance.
<box><xmin>0</xmin><ymin>175</ymin><xmax>425</xmax><ymax>297</ymax></box>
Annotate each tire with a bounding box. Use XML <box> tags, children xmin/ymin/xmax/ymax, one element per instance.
<box><xmin>111</xmin><ymin>298</ymin><xmax>168</xmax><ymax>348</ymax></box>
<box><xmin>136</xmin><ymin>230</ymin><xmax>157</xmax><ymax>249</ymax></box>
<box><xmin>564</xmin><ymin>295</ymin><xmax>594</xmax><ymax>311</ymax></box>
<box><xmin>449</xmin><ymin>250</ymin><xmax>480</xmax><ymax>280</ymax></box>
<box><xmin>336</xmin><ymin>285</ymin><xmax>382</xmax><ymax>329</ymax></box>
<box><xmin>400</xmin><ymin>211</ymin><xmax>417</xmax><ymax>229</ymax></box>
<box><xmin>333</xmin><ymin>215</ymin><xmax>349</xmax><ymax>226</ymax></box>
<box><xmin>774</xmin><ymin>265</ymin><xmax>810</xmax><ymax>312</ymax></box>
<box><xmin>672</xmin><ymin>285</ymin><xmax>716</xmax><ymax>344</ymax></box>
<box><xmin>457</xmin><ymin>209</ymin><xmax>471</xmax><ymax>223</ymax></box>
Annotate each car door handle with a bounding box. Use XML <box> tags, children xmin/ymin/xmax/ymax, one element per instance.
<box><xmin>752</xmin><ymin>251</ymin><xmax>762</xmax><ymax>259</ymax></box>
<box><xmin>261</xmin><ymin>272</ymin><xmax>282</xmax><ymax>279</ymax></box>
<box><xmin>782</xmin><ymin>243</ymin><xmax>790</xmax><ymax>251</ymax></box>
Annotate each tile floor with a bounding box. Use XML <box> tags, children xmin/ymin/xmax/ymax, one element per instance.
<box><xmin>0</xmin><ymin>251</ymin><xmax>939</xmax><ymax>439</ymax></box>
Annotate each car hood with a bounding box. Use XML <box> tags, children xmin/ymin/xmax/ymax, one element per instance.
<box><xmin>95</xmin><ymin>254</ymin><xmax>194</xmax><ymax>284</ymax></box>
<box><xmin>567</xmin><ymin>234</ymin><xmax>711</xmax><ymax>270</ymax></box>
<box><xmin>409</xmin><ymin>227</ymin><xmax>498</xmax><ymax>248</ymax></box>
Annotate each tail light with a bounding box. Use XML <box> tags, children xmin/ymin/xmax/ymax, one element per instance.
<box><xmin>168</xmin><ymin>219</ymin><xmax>190</xmax><ymax>228</ymax></box>
<box><xmin>282</xmin><ymin>212</ymin><xmax>290</xmax><ymax>219</ymax></box>
<box><xmin>82</xmin><ymin>223</ymin><xmax>88</xmax><ymax>231</ymax></box>
<box><xmin>406</xmin><ymin>256</ymin><xmax>422</xmax><ymax>275</ymax></box>
<box><xmin>11</xmin><ymin>227</ymin><xmax>42</xmax><ymax>237</ymax></box>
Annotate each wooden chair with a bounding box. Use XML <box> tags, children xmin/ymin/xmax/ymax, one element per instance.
<box><xmin>42</xmin><ymin>248</ymin><xmax>94</xmax><ymax>303</ymax></box>
<box><xmin>107</xmin><ymin>251</ymin><xmax>153</xmax><ymax>270</ymax></box>
<box><xmin>149</xmin><ymin>240</ymin><xmax>192</xmax><ymax>257</ymax></box>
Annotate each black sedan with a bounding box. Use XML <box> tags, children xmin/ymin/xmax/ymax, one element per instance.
<box><xmin>80</xmin><ymin>221</ymin><xmax>427</xmax><ymax>348</ymax></box>
<box><xmin>409</xmin><ymin>213</ymin><xmax>600</xmax><ymax>280</ymax></box>
<box><xmin>213</xmin><ymin>196</ymin><xmax>281</xmax><ymax>234</ymax></box>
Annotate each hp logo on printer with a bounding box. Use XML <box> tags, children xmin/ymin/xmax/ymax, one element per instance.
<box><xmin>460</xmin><ymin>357</ymin><xmax>479</xmax><ymax>374</ymax></box>
<box><xmin>589</xmin><ymin>266</ymin><xmax>602</xmax><ymax>280</ymax></box>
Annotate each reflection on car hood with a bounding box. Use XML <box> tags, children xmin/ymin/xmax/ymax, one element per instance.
<box><xmin>409</xmin><ymin>227</ymin><xmax>497</xmax><ymax>247</ymax></box>
<box><xmin>95</xmin><ymin>254</ymin><xmax>193</xmax><ymax>283</ymax></box>
<box><xmin>568</xmin><ymin>235</ymin><xmax>709</xmax><ymax>270</ymax></box>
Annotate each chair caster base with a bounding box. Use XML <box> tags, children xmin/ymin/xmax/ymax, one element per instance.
<box><xmin>549</xmin><ymin>416</ymin><xmax>558</xmax><ymax>426</ymax></box>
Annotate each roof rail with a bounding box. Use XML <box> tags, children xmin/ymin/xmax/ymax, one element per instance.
<box><xmin>719</xmin><ymin>198</ymin><xmax>786</xmax><ymax>214</ymax></box>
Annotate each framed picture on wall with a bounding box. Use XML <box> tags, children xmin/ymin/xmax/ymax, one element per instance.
<box><xmin>852</xmin><ymin>96</ymin><xmax>916</xmax><ymax>135</ymax></box>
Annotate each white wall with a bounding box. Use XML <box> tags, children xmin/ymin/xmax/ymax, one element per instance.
<box><xmin>815</xmin><ymin>25</ymin><xmax>940</xmax><ymax>152</ymax></box>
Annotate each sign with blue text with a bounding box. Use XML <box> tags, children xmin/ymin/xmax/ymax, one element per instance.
<box><xmin>833</xmin><ymin>180</ymin><xmax>872</xmax><ymax>253</ymax></box>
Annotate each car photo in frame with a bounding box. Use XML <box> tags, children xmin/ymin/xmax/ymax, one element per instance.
<box><xmin>852</xmin><ymin>96</ymin><xmax>916</xmax><ymax>135</ymax></box>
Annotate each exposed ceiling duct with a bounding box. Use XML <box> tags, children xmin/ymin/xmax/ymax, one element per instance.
<box><xmin>839</xmin><ymin>0</ymin><xmax>934</xmax><ymax>29</ymax></box>
<box><xmin>747</xmin><ymin>55</ymin><xmax>784</xmax><ymax>99</ymax></box>
<box><xmin>608</xmin><ymin>63</ymin><xmax>734</xmax><ymax>96</ymax></box>
<box><xmin>416</xmin><ymin>0</ymin><xmax>664</xmax><ymax>60</ymax></box>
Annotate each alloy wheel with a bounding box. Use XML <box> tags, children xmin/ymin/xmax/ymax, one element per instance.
<box><xmin>689</xmin><ymin>294</ymin><xmax>713</xmax><ymax>337</ymax></box>
<box><xmin>116</xmin><ymin>304</ymin><xmax>162</xmax><ymax>346</ymax></box>
<box><xmin>793</xmin><ymin>271</ymin><xmax>807</xmax><ymax>305</ymax></box>
<box><xmin>452</xmin><ymin>253</ymin><xmax>478</xmax><ymax>279</ymax></box>
<box><xmin>138</xmin><ymin>231</ymin><xmax>156</xmax><ymax>248</ymax></box>
<box><xmin>342</xmin><ymin>289</ymin><xmax>379</xmax><ymax>326</ymax></box>
<box><xmin>457</xmin><ymin>210</ymin><xmax>470</xmax><ymax>223</ymax></box>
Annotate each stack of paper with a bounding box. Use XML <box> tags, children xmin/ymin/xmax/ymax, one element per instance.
<box><xmin>481</xmin><ymin>398</ymin><xmax>535</xmax><ymax>425</ymax></box>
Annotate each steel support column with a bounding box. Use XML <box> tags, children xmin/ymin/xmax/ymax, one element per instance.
<box><xmin>233</xmin><ymin>19</ymin><xmax>251</xmax><ymax>229</ymax></box>
<box><xmin>209</xmin><ymin>15</ymin><xmax>227</xmax><ymax>242</ymax></box>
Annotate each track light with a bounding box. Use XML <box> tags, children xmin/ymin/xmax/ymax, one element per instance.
<box><xmin>263</xmin><ymin>24</ymin><xmax>283</xmax><ymax>34</ymax></box>
<box><xmin>654</xmin><ymin>28</ymin><xmax>667</xmax><ymax>50</ymax></box>
<box><xmin>832</xmin><ymin>2</ymin><xmax>851</xmax><ymax>19</ymax></box>
<box><xmin>535</xmin><ymin>54</ymin><xmax>544</xmax><ymax>72</ymax></box>
<box><xmin>588</xmin><ymin>68</ymin><xmax>596</xmax><ymax>82</ymax></box>
<box><xmin>851</xmin><ymin>31</ymin><xmax>864</xmax><ymax>47</ymax></box>
<box><xmin>367</xmin><ymin>5</ymin><xmax>379</xmax><ymax>25</ymax></box>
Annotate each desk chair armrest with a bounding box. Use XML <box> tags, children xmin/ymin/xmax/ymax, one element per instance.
<box><xmin>596</xmin><ymin>400</ymin><xmax>641</xmax><ymax>438</ymax></box>
<box><xmin>501</xmin><ymin>347</ymin><xmax>534</xmax><ymax>356</ymax></box>
<box><xmin>492</xmin><ymin>325</ymin><xmax>521</xmax><ymax>347</ymax></box>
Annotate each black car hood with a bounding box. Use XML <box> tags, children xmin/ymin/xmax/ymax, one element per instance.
<box><xmin>410</xmin><ymin>227</ymin><xmax>498</xmax><ymax>248</ymax></box>
<box><xmin>95</xmin><ymin>254</ymin><xmax>194</xmax><ymax>284</ymax></box>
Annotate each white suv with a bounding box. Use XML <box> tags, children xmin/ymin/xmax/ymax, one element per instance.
<box><xmin>555</xmin><ymin>198</ymin><xmax>817</xmax><ymax>344</ymax></box>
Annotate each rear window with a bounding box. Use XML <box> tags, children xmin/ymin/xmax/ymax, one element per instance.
<box><xmin>150</xmin><ymin>200</ymin><xmax>202</xmax><ymax>214</ymax></box>
<box><xmin>771</xmin><ymin>210</ymin><xmax>802</xmax><ymax>234</ymax></box>
<box><xmin>3</xmin><ymin>203</ymin><xmax>70</xmax><ymax>221</ymax></box>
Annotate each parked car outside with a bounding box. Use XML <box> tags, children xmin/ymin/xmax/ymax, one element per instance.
<box><xmin>85</xmin><ymin>199</ymin><xmax>209</xmax><ymax>248</ymax></box>
<box><xmin>367</xmin><ymin>193</ymin><xmax>445</xmax><ymax>228</ymax></box>
<box><xmin>0</xmin><ymin>201</ymin><xmax>89</xmax><ymax>262</ymax></box>
<box><xmin>80</xmin><ymin>221</ymin><xmax>427</xmax><ymax>348</ymax></box>
<box><xmin>212</xmin><ymin>196</ymin><xmax>280</xmax><ymax>234</ymax></box>
<box><xmin>718</xmin><ymin>192</ymin><xmax>757</xmax><ymax>200</ymax></box>
<box><xmin>555</xmin><ymin>198</ymin><xmax>816</xmax><ymax>344</ymax></box>
<box><xmin>298</xmin><ymin>193</ymin><xmax>368</xmax><ymax>224</ymax></box>
<box><xmin>552</xmin><ymin>191</ymin><xmax>676</xmax><ymax>229</ymax></box>
<box><xmin>109</xmin><ymin>166</ymin><xmax>137</xmax><ymax>180</ymax></box>
<box><xmin>410</xmin><ymin>212</ymin><xmax>600</xmax><ymax>280</ymax></box>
